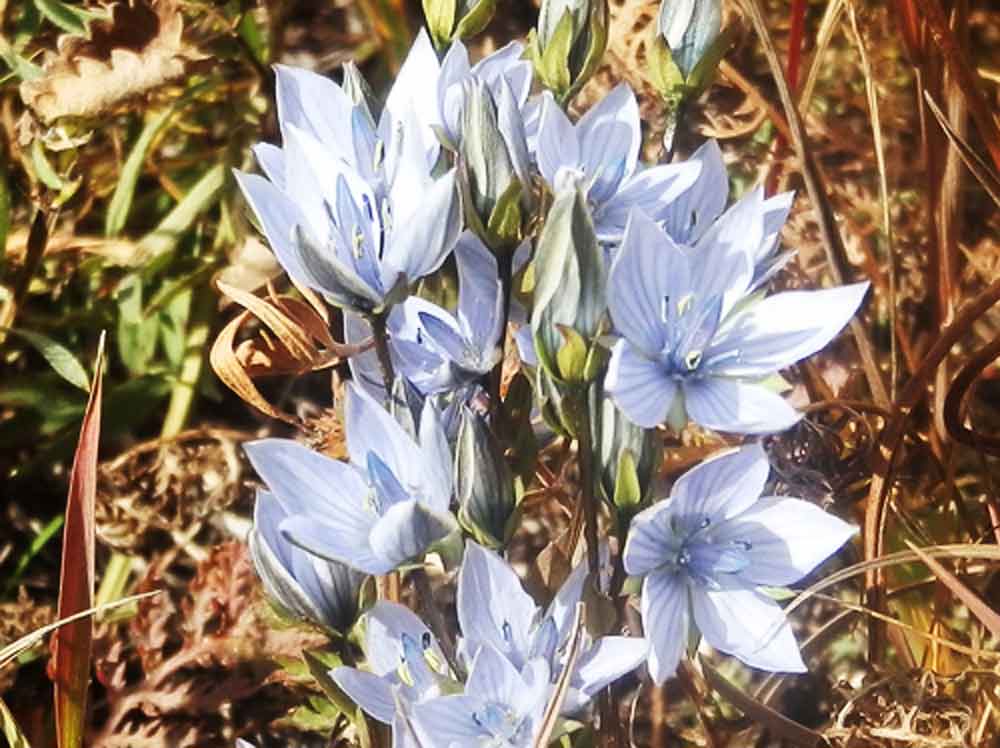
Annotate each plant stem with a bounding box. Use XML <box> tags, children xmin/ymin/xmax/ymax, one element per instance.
<box><xmin>410</xmin><ymin>566</ymin><xmax>464</xmax><ymax>679</ymax></box>
<box><xmin>369</xmin><ymin>311</ymin><xmax>396</xmax><ymax>390</ymax></box>
<box><xmin>576</xmin><ymin>390</ymin><xmax>600</xmax><ymax>578</ymax></box>
<box><xmin>488</xmin><ymin>252</ymin><xmax>514</xmax><ymax>414</ymax></box>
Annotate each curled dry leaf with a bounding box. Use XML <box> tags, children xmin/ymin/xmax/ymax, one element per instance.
<box><xmin>210</xmin><ymin>282</ymin><xmax>371</xmax><ymax>423</ymax></box>
<box><xmin>19</xmin><ymin>0</ymin><xmax>204</xmax><ymax>123</ymax></box>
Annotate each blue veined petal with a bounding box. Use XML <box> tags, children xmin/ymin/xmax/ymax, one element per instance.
<box><xmin>455</xmin><ymin>232</ymin><xmax>504</xmax><ymax>355</ymax></box>
<box><xmin>384</xmin><ymin>29</ymin><xmax>442</xmax><ymax>146</ymax></box>
<box><xmin>365</xmin><ymin>601</ymin><xmax>442</xmax><ymax>676</ymax></box>
<box><xmin>576</xmin><ymin>83</ymin><xmax>641</xmax><ymax>205</ymax></box>
<box><xmin>417</xmin><ymin>398</ymin><xmax>453</xmax><ymax>514</ymax></box>
<box><xmin>570</xmin><ymin>635</ymin><xmax>649</xmax><ymax>704</ymax></box>
<box><xmin>712</xmin><ymin>496</ymin><xmax>857</xmax><ymax>587</ymax></box>
<box><xmin>384</xmin><ymin>101</ymin><xmax>438</xmax><ymax>222</ymax></box>
<box><xmin>438</xmin><ymin>40</ymin><xmax>472</xmax><ymax>144</ymax></box>
<box><xmin>690</xmin><ymin>585</ymin><xmax>806</xmax><ymax>672</ymax></box>
<box><xmin>608</xmin><ymin>209</ymin><xmax>690</xmax><ymax>356</ymax></box>
<box><xmin>368</xmin><ymin>451</ymin><xmax>412</xmax><ymax>511</ymax></box>
<box><xmin>686</xmin><ymin>539</ymin><xmax>750</xmax><ymax>578</ymax></box>
<box><xmin>667</xmin><ymin>442</ymin><xmax>770</xmax><ymax>528</ymax></box>
<box><xmin>641</xmin><ymin>570</ymin><xmax>690</xmax><ymax>685</ymax></box>
<box><xmin>606</xmin><ymin>340</ymin><xmax>678</xmax><ymax>429</ymax></box>
<box><xmin>278</xmin><ymin>512</ymin><xmax>385</xmax><ymax>574</ymax></box>
<box><xmin>465</xmin><ymin>643</ymin><xmax>526</xmax><ymax>709</ymax></box>
<box><xmin>536</xmin><ymin>92</ymin><xmax>580</xmax><ymax>188</ymax></box>
<box><xmin>345</xmin><ymin>382</ymin><xmax>422</xmax><ymax>490</ymax></box>
<box><xmin>331</xmin><ymin>667</ymin><xmax>397</xmax><ymax>723</ymax></box>
<box><xmin>368</xmin><ymin>500</ymin><xmax>457</xmax><ymax>570</ymax></box>
<box><xmin>383</xmin><ymin>168</ymin><xmax>461</xmax><ymax>286</ymax></box>
<box><xmin>290</xmin><ymin>547</ymin><xmax>365</xmax><ymax>630</ymax></box>
<box><xmin>496</xmin><ymin>76</ymin><xmax>532</xmax><ymax>190</ymax></box>
<box><xmin>595</xmin><ymin>160</ymin><xmax>701</xmax><ymax>241</ymax></box>
<box><xmin>273</xmin><ymin>64</ymin><xmax>356</xmax><ymax>164</ymax></box>
<box><xmin>682</xmin><ymin>377</ymin><xmax>801</xmax><ymax>435</ymax></box>
<box><xmin>410</xmin><ymin>694</ymin><xmax>483</xmax><ymax>745</ymax></box>
<box><xmin>344</xmin><ymin>311</ymin><xmax>389</xmax><ymax>402</ymax></box>
<box><xmin>474</xmin><ymin>41</ymin><xmax>532</xmax><ymax>107</ymax></box>
<box><xmin>418</xmin><ymin>310</ymin><xmax>469</xmax><ymax>366</ymax></box>
<box><xmin>704</xmin><ymin>282</ymin><xmax>870</xmax><ymax>379</ymax></box>
<box><xmin>657</xmin><ymin>139</ymin><xmax>728</xmax><ymax>245</ymax></box>
<box><xmin>757</xmin><ymin>189</ymin><xmax>795</xmax><ymax>265</ymax></box>
<box><xmin>690</xmin><ymin>187</ymin><xmax>763</xmax><ymax>312</ymax></box>
<box><xmin>622</xmin><ymin>500</ymin><xmax>675</xmax><ymax>577</ymax></box>
<box><xmin>244</xmin><ymin>438</ymin><xmax>370</xmax><ymax>517</ymax></box>
<box><xmin>332</xmin><ymin>172</ymin><xmax>382</xmax><ymax>293</ymax></box>
<box><xmin>457</xmin><ymin>543</ymin><xmax>538</xmax><ymax>669</ymax></box>
<box><xmin>232</xmin><ymin>171</ymin><xmax>309</xmax><ymax>285</ymax></box>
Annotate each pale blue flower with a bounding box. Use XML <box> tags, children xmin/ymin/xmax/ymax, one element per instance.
<box><xmin>410</xmin><ymin>645</ymin><xmax>551</xmax><ymax>748</ymax></box>
<box><xmin>438</xmin><ymin>40</ymin><xmax>534</xmax><ymax>148</ymax></box>
<box><xmin>535</xmin><ymin>84</ymin><xmax>699</xmax><ymax>241</ymax></box>
<box><xmin>234</xmin><ymin>31</ymin><xmax>461</xmax><ymax>314</ymax></box>
<box><xmin>248</xmin><ymin>489</ymin><xmax>364</xmax><ymax>631</ymax></box>
<box><xmin>622</xmin><ymin>443</ymin><xmax>857</xmax><ymax>683</ymax></box>
<box><xmin>606</xmin><ymin>207</ymin><xmax>869</xmax><ymax>434</ymax></box>
<box><xmin>244</xmin><ymin>382</ymin><xmax>456</xmax><ymax>575</ymax></box>
<box><xmin>332</xmin><ymin>601</ymin><xmax>454</xmax><ymax>747</ymax></box>
<box><xmin>458</xmin><ymin>543</ymin><xmax>648</xmax><ymax>714</ymax></box>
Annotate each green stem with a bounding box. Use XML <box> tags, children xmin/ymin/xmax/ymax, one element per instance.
<box><xmin>576</xmin><ymin>389</ymin><xmax>600</xmax><ymax>578</ymax></box>
<box><xmin>160</xmin><ymin>286</ymin><xmax>214</xmax><ymax>440</ymax></box>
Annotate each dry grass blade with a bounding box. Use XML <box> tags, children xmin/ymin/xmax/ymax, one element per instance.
<box><xmin>943</xmin><ymin>333</ymin><xmax>1000</xmax><ymax>455</ymax></box>
<box><xmin>701</xmin><ymin>660</ymin><xmax>824</xmax><ymax>747</ymax></box>
<box><xmin>0</xmin><ymin>590</ymin><xmax>160</xmax><ymax>669</ymax></box>
<box><xmin>905</xmin><ymin>541</ymin><xmax>1000</xmax><ymax>639</ymax></box>
<box><xmin>217</xmin><ymin>280</ymin><xmax>318</xmax><ymax>364</ymax></box>
<box><xmin>1</xmin><ymin>696</ymin><xmax>31</xmax><ymax>748</ymax></box>
<box><xmin>738</xmin><ymin>0</ymin><xmax>889</xmax><ymax>408</ymax></box>
<box><xmin>924</xmin><ymin>91</ymin><xmax>1000</xmax><ymax>208</ymax></box>
<box><xmin>798</xmin><ymin>0</ymin><xmax>845</xmax><ymax>114</ymax></box>
<box><xmin>533</xmin><ymin>602</ymin><xmax>585</xmax><ymax>748</ymax></box>
<box><xmin>53</xmin><ymin>333</ymin><xmax>104</xmax><ymax>748</ymax></box>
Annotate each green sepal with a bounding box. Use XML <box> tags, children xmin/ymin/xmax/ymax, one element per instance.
<box><xmin>486</xmin><ymin>177</ymin><xmax>524</xmax><ymax>248</ymax></box>
<box><xmin>648</xmin><ymin>33</ymin><xmax>686</xmax><ymax>99</ymax></box>
<box><xmin>423</xmin><ymin>0</ymin><xmax>457</xmax><ymax>49</ymax></box>
<box><xmin>612</xmin><ymin>447</ymin><xmax>642</xmax><ymax>513</ymax></box>
<box><xmin>561</xmin><ymin>0</ymin><xmax>608</xmax><ymax>105</ymax></box>
<box><xmin>454</xmin><ymin>0</ymin><xmax>497</xmax><ymax>41</ymax></box>
<box><xmin>685</xmin><ymin>25</ymin><xmax>737</xmax><ymax>95</ymax></box>
<box><xmin>538</xmin><ymin>9</ymin><xmax>575</xmax><ymax>97</ymax></box>
<box><xmin>555</xmin><ymin>324</ymin><xmax>589</xmax><ymax>383</ymax></box>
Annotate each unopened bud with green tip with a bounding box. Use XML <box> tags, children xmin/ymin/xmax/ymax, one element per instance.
<box><xmin>650</xmin><ymin>0</ymin><xmax>730</xmax><ymax>99</ymax></box>
<box><xmin>531</xmin><ymin>185</ymin><xmax>607</xmax><ymax>390</ymax></box>
<box><xmin>423</xmin><ymin>0</ymin><xmax>497</xmax><ymax>50</ymax></box>
<box><xmin>455</xmin><ymin>406</ymin><xmax>517</xmax><ymax>548</ymax></box>
<box><xmin>591</xmin><ymin>392</ymin><xmax>659</xmax><ymax>516</ymax></box>
<box><xmin>459</xmin><ymin>78</ymin><xmax>533</xmax><ymax>253</ymax></box>
<box><xmin>528</xmin><ymin>0</ymin><xmax>608</xmax><ymax>104</ymax></box>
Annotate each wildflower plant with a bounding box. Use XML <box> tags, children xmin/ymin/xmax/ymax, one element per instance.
<box><xmin>232</xmin><ymin>2</ymin><xmax>871</xmax><ymax>745</ymax></box>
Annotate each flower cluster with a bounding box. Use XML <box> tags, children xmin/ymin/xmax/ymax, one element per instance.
<box><xmin>235</xmin><ymin>3</ymin><xmax>868</xmax><ymax>744</ymax></box>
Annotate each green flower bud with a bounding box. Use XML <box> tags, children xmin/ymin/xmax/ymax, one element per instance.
<box><xmin>455</xmin><ymin>406</ymin><xmax>517</xmax><ymax>548</ymax></box>
<box><xmin>423</xmin><ymin>0</ymin><xmax>498</xmax><ymax>49</ymax></box>
<box><xmin>529</xmin><ymin>0</ymin><xmax>608</xmax><ymax>104</ymax></box>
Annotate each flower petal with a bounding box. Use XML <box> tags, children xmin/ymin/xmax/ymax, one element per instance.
<box><xmin>385</xmin><ymin>169</ymin><xmax>461</xmax><ymax>284</ymax></box>
<box><xmin>572</xmin><ymin>635</ymin><xmax>649</xmax><ymax>700</ymax></box>
<box><xmin>365</xmin><ymin>600</ymin><xmax>442</xmax><ymax>675</ymax></box>
<box><xmin>597</xmin><ymin>161</ymin><xmax>701</xmax><ymax>240</ymax></box>
<box><xmin>411</xmin><ymin>694</ymin><xmax>483</xmax><ymax>744</ymax></box>
<box><xmin>331</xmin><ymin>667</ymin><xmax>396</xmax><ymax>723</ymax></box>
<box><xmin>622</xmin><ymin>500</ymin><xmax>674</xmax><ymax>577</ymax></box>
<box><xmin>577</xmin><ymin>83</ymin><xmax>641</xmax><ymax>204</ymax></box>
<box><xmin>707</xmin><ymin>283</ymin><xmax>870</xmax><ymax>378</ymax></box>
<box><xmin>668</xmin><ymin>442</ymin><xmax>770</xmax><ymax>526</ymax></box>
<box><xmin>384</xmin><ymin>29</ymin><xmax>442</xmax><ymax>143</ymax></box>
<box><xmin>690</xmin><ymin>586</ymin><xmax>806</xmax><ymax>672</ymax></box>
<box><xmin>658</xmin><ymin>139</ymin><xmax>728</xmax><ymax>244</ymax></box>
<box><xmin>457</xmin><ymin>543</ymin><xmax>538</xmax><ymax>667</ymax></box>
<box><xmin>368</xmin><ymin>500</ymin><xmax>456</xmax><ymax>570</ymax></box>
<box><xmin>273</xmin><ymin>64</ymin><xmax>355</xmax><ymax>163</ymax></box>
<box><xmin>279</xmin><ymin>513</ymin><xmax>384</xmax><ymax>574</ymax></box>
<box><xmin>345</xmin><ymin>382</ymin><xmax>422</xmax><ymax>489</ymax></box>
<box><xmin>233</xmin><ymin>171</ymin><xmax>308</xmax><ymax>284</ymax></box>
<box><xmin>714</xmin><ymin>497</ymin><xmax>857</xmax><ymax>587</ymax></box>
<box><xmin>608</xmin><ymin>209</ymin><xmax>690</xmax><ymax>355</ymax></box>
<box><xmin>606</xmin><ymin>340</ymin><xmax>678</xmax><ymax>429</ymax></box>
<box><xmin>455</xmin><ymin>231</ymin><xmax>503</xmax><ymax>354</ymax></box>
<box><xmin>641</xmin><ymin>571</ymin><xmax>690</xmax><ymax>685</ymax></box>
<box><xmin>683</xmin><ymin>378</ymin><xmax>801</xmax><ymax>435</ymax></box>
<box><xmin>536</xmin><ymin>92</ymin><xmax>580</xmax><ymax>187</ymax></box>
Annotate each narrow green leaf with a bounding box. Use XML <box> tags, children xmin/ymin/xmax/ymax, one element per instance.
<box><xmin>2</xmin><ymin>328</ymin><xmax>90</xmax><ymax>391</ymax></box>
<box><xmin>3</xmin><ymin>514</ymin><xmax>64</xmax><ymax>594</ymax></box>
<box><xmin>237</xmin><ymin>11</ymin><xmax>270</xmax><ymax>65</ymax></box>
<box><xmin>32</xmin><ymin>0</ymin><xmax>96</xmax><ymax>34</ymax></box>
<box><xmin>31</xmin><ymin>140</ymin><xmax>64</xmax><ymax>191</ymax></box>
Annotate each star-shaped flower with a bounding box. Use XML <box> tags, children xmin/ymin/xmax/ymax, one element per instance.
<box><xmin>244</xmin><ymin>383</ymin><xmax>456</xmax><ymax>575</ymax></box>
<box><xmin>606</xmin><ymin>208</ymin><xmax>869</xmax><ymax>434</ymax></box>
<box><xmin>622</xmin><ymin>443</ymin><xmax>856</xmax><ymax>683</ymax></box>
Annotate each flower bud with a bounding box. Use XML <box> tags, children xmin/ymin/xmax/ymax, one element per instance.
<box><xmin>591</xmin><ymin>389</ymin><xmax>659</xmax><ymax>516</ymax></box>
<box><xmin>423</xmin><ymin>0</ymin><xmax>498</xmax><ymax>49</ymax></box>
<box><xmin>530</xmin><ymin>0</ymin><xmax>608</xmax><ymax>104</ymax></box>
<box><xmin>650</xmin><ymin>0</ymin><xmax>728</xmax><ymax>101</ymax></box>
<box><xmin>530</xmin><ymin>186</ymin><xmax>607</xmax><ymax>387</ymax></box>
<box><xmin>455</xmin><ymin>406</ymin><xmax>517</xmax><ymax>548</ymax></box>
<box><xmin>459</xmin><ymin>79</ymin><xmax>533</xmax><ymax>252</ymax></box>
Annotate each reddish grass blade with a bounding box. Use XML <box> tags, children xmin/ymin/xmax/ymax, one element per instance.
<box><xmin>906</xmin><ymin>541</ymin><xmax>1000</xmax><ymax>639</ymax></box>
<box><xmin>52</xmin><ymin>334</ymin><xmax>105</xmax><ymax>748</ymax></box>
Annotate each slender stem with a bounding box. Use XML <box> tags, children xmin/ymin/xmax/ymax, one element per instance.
<box><xmin>576</xmin><ymin>391</ymin><xmax>600</xmax><ymax>578</ymax></box>
<box><xmin>488</xmin><ymin>252</ymin><xmax>514</xmax><ymax>414</ymax></box>
<box><xmin>410</xmin><ymin>566</ymin><xmax>464</xmax><ymax>679</ymax></box>
<box><xmin>369</xmin><ymin>311</ymin><xmax>396</xmax><ymax>390</ymax></box>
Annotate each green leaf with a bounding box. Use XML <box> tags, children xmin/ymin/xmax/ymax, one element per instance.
<box><xmin>454</xmin><ymin>0</ymin><xmax>497</xmax><ymax>40</ymax></box>
<box><xmin>32</xmin><ymin>0</ymin><xmax>99</xmax><ymax>35</ymax></box>
<box><xmin>30</xmin><ymin>139</ymin><xmax>64</xmax><ymax>191</ymax></box>
<box><xmin>539</xmin><ymin>10</ymin><xmax>575</xmax><ymax>96</ymax></box>
<box><xmin>0</xmin><ymin>164</ymin><xmax>10</xmax><ymax>274</ymax></box>
<box><xmin>423</xmin><ymin>0</ymin><xmax>457</xmax><ymax>49</ymax></box>
<box><xmin>2</xmin><ymin>328</ymin><xmax>90</xmax><ymax>391</ymax></box>
<box><xmin>237</xmin><ymin>11</ymin><xmax>270</xmax><ymax>65</ymax></box>
<box><xmin>105</xmin><ymin>81</ymin><xmax>214</xmax><ymax>237</ymax></box>
<box><xmin>0</xmin><ymin>38</ymin><xmax>42</xmax><ymax>81</ymax></box>
<box><xmin>116</xmin><ymin>274</ymin><xmax>159</xmax><ymax>375</ymax></box>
